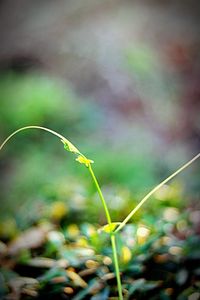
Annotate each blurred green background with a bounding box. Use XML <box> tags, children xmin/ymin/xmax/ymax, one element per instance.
<box><xmin>0</xmin><ymin>0</ymin><xmax>200</xmax><ymax>230</ymax></box>
<box><xmin>0</xmin><ymin>2</ymin><xmax>200</xmax><ymax>299</ymax></box>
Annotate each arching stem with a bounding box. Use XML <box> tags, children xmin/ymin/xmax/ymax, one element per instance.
<box><xmin>115</xmin><ymin>152</ymin><xmax>200</xmax><ymax>233</ymax></box>
<box><xmin>0</xmin><ymin>126</ymin><xmax>123</xmax><ymax>300</ymax></box>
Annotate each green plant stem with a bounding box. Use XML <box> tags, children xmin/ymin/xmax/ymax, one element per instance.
<box><xmin>88</xmin><ymin>165</ymin><xmax>112</xmax><ymax>226</ymax></box>
<box><xmin>88</xmin><ymin>164</ymin><xmax>123</xmax><ymax>300</ymax></box>
<box><xmin>111</xmin><ymin>234</ymin><xmax>123</xmax><ymax>300</ymax></box>
<box><xmin>0</xmin><ymin>126</ymin><xmax>123</xmax><ymax>300</ymax></box>
<box><xmin>0</xmin><ymin>126</ymin><xmax>66</xmax><ymax>151</ymax></box>
<box><xmin>115</xmin><ymin>152</ymin><xmax>200</xmax><ymax>233</ymax></box>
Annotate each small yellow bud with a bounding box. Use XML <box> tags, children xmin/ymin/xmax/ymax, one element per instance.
<box><xmin>75</xmin><ymin>155</ymin><xmax>94</xmax><ymax>167</ymax></box>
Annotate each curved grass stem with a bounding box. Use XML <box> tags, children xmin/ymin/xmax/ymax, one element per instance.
<box><xmin>0</xmin><ymin>126</ymin><xmax>66</xmax><ymax>151</ymax></box>
<box><xmin>115</xmin><ymin>152</ymin><xmax>200</xmax><ymax>233</ymax></box>
<box><xmin>1</xmin><ymin>126</ymin><xmax>123</xmax><ymax>300</ymax></box>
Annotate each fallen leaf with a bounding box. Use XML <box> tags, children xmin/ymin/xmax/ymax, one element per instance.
<box><xmin>26</xmin><ymin>257</ymin><xmax>56</xmax><ymax>268</ymax></box>
<box><xmin>66</xmin><ymin>270</ymin><xmax>87</xmax><ymax>288</ymax></box>
<box><xmin>8</xmin><ymin>227</ymin><xmax>48</xmax><ymax>255</ymax></box>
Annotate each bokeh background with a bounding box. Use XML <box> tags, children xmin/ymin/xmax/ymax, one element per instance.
<box><xmin>0</xmin><ymin>1</ymin><xmax>200</xmax><ymax>299</ymax></box>
<box><xmin>0</xmin><ymin>0</ymin><xmax>200</xmax><ymax>232</ymax></box>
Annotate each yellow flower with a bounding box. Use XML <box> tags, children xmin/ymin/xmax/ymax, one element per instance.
<box><xmin>76</xmin><ymin>155</ymin><xmax>94</xmax><ymax>167</ymax></box>
<box><xmin>98</xmin><ymin>222</ymin><xmax>121</xmax><ymax>233</ymax></box>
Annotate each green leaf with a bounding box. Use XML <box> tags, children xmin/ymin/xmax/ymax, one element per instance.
<box><xmin>61</xmin><ymin>139</ymin><xmax>80</xmax><ymax>155</ymax></box>
<box><xmin>127</xmin><ymin>263</ymin><xmax>144</xmax><ymax>275</ymax></box>
<box><xmin>38</xmin><ymin>267</ymin><xmax>67</xmax><ymax>284</ymax></box>
<box><xmin>128</xmin><ymin>278</ymin><xmax>145</xmax><ymax>295</ymax></box>
<box><xmin>72</xmin><ymin>279</ymin><xmax>101</xmax><ymax>300</ymax></box>
<box><xmin>91</xmin><ymin>287</ymin><xmax>110</xmax><ymax>300</ymax></box>
<box><xmin>61</xmin><ymin>139</ymin><xmax>93</xmax><ymax>167</ymax></box>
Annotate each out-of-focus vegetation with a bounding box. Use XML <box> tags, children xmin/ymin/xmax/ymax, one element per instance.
<box><xmin>0</xmin><ymin>0</ymin><xmax>200</xmax><ymax>299</ymax></box>
<box><xmin>0</xmin><ymin>71</ymin><xmax>161</xmax><ymax>220</ymax></box>
<box><xmin>0</xmin><ymin>191</ymin><xmax>200</xmax><ymax>299</ymax></box>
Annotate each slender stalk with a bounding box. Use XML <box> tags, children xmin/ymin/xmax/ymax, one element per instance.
<box><xmin>1</xmin><ymin>126</ymin><xmax>123</xmax><ymax>300</ymax></box>
<box><xmin>115</xmin><ymin>152</ymin><xmax>200</xmax><ymax>233</ymax></box>
<box><xmin>88</xmin><ymin>165</ymin><xmax>112</xmax><ymax>226</ymax></box>
<box><xmin>111</xmin><ymin>234</ymin><xmax>123</xmax><ymax>300</ymax></box>
<box><xmin>88</xmin><ymin>164</ymin><xmax>123</xmax><ymax>300</ymax></box>
<box><xmin>0</xmin><ymin>126</ymin><xmax>66</xmax><ymax>151</ymax></box>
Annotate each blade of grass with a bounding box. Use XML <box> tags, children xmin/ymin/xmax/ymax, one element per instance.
<box><xmin>0</xmin><ymin>126</ymin><xmax>66</xmax><ymax>150</ymax></box>
<box><xmin>0</xmin><ymin>125</ymin><xmax>123</xmax><ymax>300</ymax></box>
<box><xmin>115</xmin><ymin>152</ymin><xmax>200</xmax><ymax>233</ymax></box>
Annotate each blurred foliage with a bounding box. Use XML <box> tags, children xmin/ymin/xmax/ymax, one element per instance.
<box><xmin>0</xmin><ymin>1</ymin><xmax>199</xmax><ymax>298</ymax></box>
<box><xmin>0</xmin><ymin>70</ymin><xmax>164</xmax><ymax>220</ymax></box>
<box><xmin>0</xmin><ymin>71</ymin><xmax>101</xmax><ymax>136</ymax></box>
<box><xmin>125</xmin><ymin>46</ymin><xmax>156</xmax><ymax>77</ymax></box>
<box><xmin>0</xmin><ymin>198</ymin><xmax>199</xmax><ymax>299</ymax></box>
<box><xmin>0</xmin><ymin>72</ymin><xmax>66</xmax><ymax>128</ymax></box>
